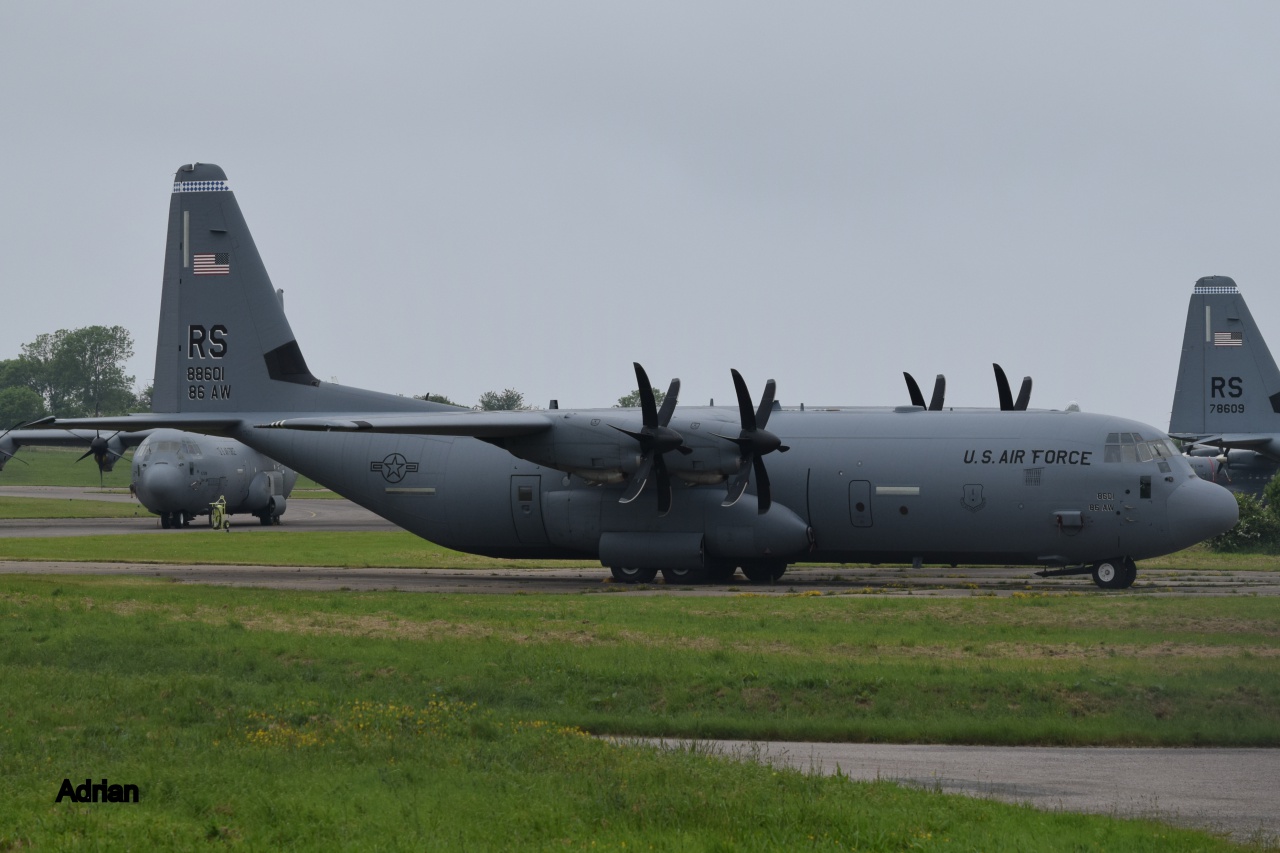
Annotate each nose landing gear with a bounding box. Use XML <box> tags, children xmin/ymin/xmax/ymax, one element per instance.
<box><xmin>1092</xmin><ymin>557</ymin><xmax>1137</xmax><ymax>590</ymax></box>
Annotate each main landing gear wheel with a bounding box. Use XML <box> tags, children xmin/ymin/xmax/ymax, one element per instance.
<box><xmin>741</xmin><ymin>561</ymin><xmax>787</xmax><ymax>584</ymax></box>
<box><xmin>1092</xmin><ymin>558</ymin><xmax>1136</xmax><ymax>590</ymax></box>
<box><xmin>610</xmin><ymin>566</ymin><xmax>658</xmax><ymax>584</ymax></box>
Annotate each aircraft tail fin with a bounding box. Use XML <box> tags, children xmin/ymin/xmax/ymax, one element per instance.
<box><xmin>154</xmin><ymin>164</ymin><xmax>428</xmax><ymax>415</ymax></box>
<box><xmin>1170</xmin><ymin>276</ymin><xmax>1280</xmax><ymax>440</ymax></box>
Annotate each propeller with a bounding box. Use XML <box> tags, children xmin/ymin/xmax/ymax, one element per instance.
<box><xmin>612</xmin><ymin>362</ymin><xmax>690</xmax><ymax>515</ymax></box>
<box><xmin>0</xmin><ymin>421</ymin><xmax>31</xmax><ymax>469</ymax></box>
<box><xmin>903</xmin><ymin>373</ymin><xmax>946</xmax><ymax>410</ymax></box>
<box><xmin>715</xmin><ymin>369</ymin><xmax>790</xmax><ymax>514</ymax></box>
<box><xmin>75</xmin><ymin>430</ymin><xmax>124</xmax><ymax>488</ymax></box>
<box><xmin>993</xmin><ymin>364</ymin><xmax>1032</xmax><ymax>411</ymax></box>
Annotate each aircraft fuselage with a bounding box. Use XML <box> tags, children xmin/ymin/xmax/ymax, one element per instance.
<box><xmin>225</xmin><ymin>406</ymin><xmax>1227</xmax><ymax>569</ymax></box>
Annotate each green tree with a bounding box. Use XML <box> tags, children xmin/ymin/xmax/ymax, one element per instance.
<box><xmin>414</xmin><ymin>393</ymin><xmax>461</xmax><ymax>407</ymax></box>
<box><xmin>615</xmin><ymin>387</ymin><xmax>666</xmax><ymax>409</ymax></box>
<box><xmin>18</xmin><ymin>326</ymin><xmax>135</xmax><ymax>417</ymax></box>
<box><xmin>478</xmin><ymin>389</ymin><xmax>526</xmax><ymax>411</ymax></box>
<box><xmin>132</xmin><ymin>383</ymin><xmax>154</xmax><ymax>413</ymax></box>
<box><xmin>0</xmin><ymin>386</ymin><xmax>47</xmax><ymax>427</ymax></box>
<box><xmin>1207</xmin><ymin>491</ymin><xmax>1280</xmax><ymax>552</ymax></box>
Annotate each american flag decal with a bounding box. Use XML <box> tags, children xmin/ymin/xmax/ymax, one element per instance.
<box><xmin>1214</xmin><ymin>331</ymin><xmax>1243</xmax><ymax>347</ymax></box>
<box><xmin>193</xmin><ymin>253</ymin><xmax>230</xmax><ymax>275</ymax></box>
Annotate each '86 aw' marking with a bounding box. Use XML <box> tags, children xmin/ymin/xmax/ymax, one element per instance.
<box><xmin>371</xmin><ymin>453</ymin><xmax>419</xmax><ymax>483</ymax></box>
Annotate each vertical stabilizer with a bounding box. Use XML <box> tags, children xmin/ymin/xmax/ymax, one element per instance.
<box><xmin>153</xmin><ymin>164</ymin><xmax>430</xmax><ymax>415</ymax></box>
<box><xmin>1170</xmin><ymin>276</ymin><xmax>1280</xmax><ymax>441</ymax></box>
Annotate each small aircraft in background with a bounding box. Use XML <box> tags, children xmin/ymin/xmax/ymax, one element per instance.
<box><xmin>1171</xmin><ymin>276</ymin><xmax>1280</xmax><ymax>498</ymax></box>
<box><xmin>0</xmin><ymin>426</ymin><xmax>295</xmax><ymax>528</ymax></box>
<box><xmin>31</xmin><ymin>162</ymin><xmax>1238</xmax><ymax>588</ymax></box>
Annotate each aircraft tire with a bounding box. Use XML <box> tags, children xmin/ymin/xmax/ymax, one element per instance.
<box><xmin>258</xmin><ymin>513</ymin><xmax>273</xmax><ymax>527</ymax></box>
<box><xmin>160</xmin><ymin>513</ymin><xmax>171</xmax><ymax>530</ymax></box>
<box><xmin>610</xmin><ymin>566</ymin><xmax>658</xmax><ymax>584</ymax></box>
<box><xmin>741</xmin><ymin>561</ymin><xmax>787</xmax><ymax>584</ymax></box>
<box><xmin>661</xmin><ymin>565</ymin><xmax>709</xmax><ymax>585</ymax></box>
<box><xmin>1091</xmin><ymin>560</ymin><xmax>1125</xmax><ymax>590</ymax></box>
<box><xmin>1117</xmin><ymin>558</ymin><xmax>1138</xmax><ymax>589</ymax></box>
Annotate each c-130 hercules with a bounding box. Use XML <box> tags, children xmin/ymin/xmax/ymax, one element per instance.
<box><xmin>33</xmin><ymin>163</ymin><xmax>1238</xmax><ymax>589</ymax></box>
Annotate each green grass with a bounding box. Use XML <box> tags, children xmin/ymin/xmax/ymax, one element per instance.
<box><xmin>0</xmin><ymin>445</ymin><xmax>135</xmax><ymax>487</ymax></box>
<box><xmin>2</xmin><ymin>576</ymin><xmax>1275</xmax><ymax>747</ymax></box>
<box><xmin>0</xmin><ymin>530</ymin><xmax>567</xmax><ymax>567</ymax></box>
<box><xmin>0</xmin><ymin>575</ymin><xmax>1259</xmax><ymax>850</ymax></box>
<box><xmin>0</xmin><ymin>496</ymin><xmax>149</xmax><ymax>519</ymax></box>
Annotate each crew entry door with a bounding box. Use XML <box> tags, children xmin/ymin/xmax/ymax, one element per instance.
<box><xmin>849</xmin><ymin>480</ymin><xmax>873</xmax><ymax>527</ymax></box>
<box><xmin>510</xmin><ymin>475</ymin><xmax>549</xmax><ymax>544</ymax></box>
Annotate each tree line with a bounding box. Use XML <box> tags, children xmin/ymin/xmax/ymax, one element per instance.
<box><xmin>416</xmin><ymin>386</ymin><xmax>664</xmax><ymax>411</ymax></box>
<box><xmin>0</xmin><ymin>326</ymin><xmax>148</xmax><ymax>426</ymax></box>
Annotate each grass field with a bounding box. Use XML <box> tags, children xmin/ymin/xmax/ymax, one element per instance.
<box><xmin>3</xmin><ymin>455</ymin><xmax>1277</xmax><ymax>847</ymax></box>
<box><xmin>0</xmin><ymin>575</ymin><xmax>1263</xmax><ymax>850</ymax></box>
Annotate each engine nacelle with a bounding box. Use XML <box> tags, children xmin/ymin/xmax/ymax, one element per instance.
<box><xmin>0</xmin><ymin>437</ymin><xmax>15</xmax><ymax>471</ymax></box>
<box><xmin>503</xmin><ymin>414</ymin><xmax>742</xmax><ymax>484</ymax></box>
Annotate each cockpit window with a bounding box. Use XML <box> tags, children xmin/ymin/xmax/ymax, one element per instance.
<box><xmin>1103</xmin><ymin>433</ymin><xmax>1180</xmax><ymax>464</ymax></box>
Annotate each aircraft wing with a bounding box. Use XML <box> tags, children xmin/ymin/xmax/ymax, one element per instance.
<box><xmin>0</xmin><ymin>429</ymin><xmax>153</xmax><ymax>450</ymax></box>
<box><xmin>22</xmin><ymin>414</ymin><xmax>247</xmax><ymax>434</ymax></box>
<box><xmin>256</xmin><ymin>411</ymin><xmax>554</xmax><ymax>438</ymax></box>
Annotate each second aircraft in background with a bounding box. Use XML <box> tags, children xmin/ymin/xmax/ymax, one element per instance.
<box><xmin>0</xmin><ymin>427</ymin><xmax>296</xmax><ymax>528</ymax></box>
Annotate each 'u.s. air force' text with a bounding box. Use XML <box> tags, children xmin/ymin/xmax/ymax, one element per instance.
<box><xmin>186</xmin><ymin>324</ymin><xmax>231</xmax><ymax>400</ymax></box>
<box><xmin>964</xmin><ymin>449</ymin><xmax>1093</xmax><ymax>465</ymax></box>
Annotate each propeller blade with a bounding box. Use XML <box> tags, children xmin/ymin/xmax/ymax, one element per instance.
<box><xmin>654</xmin><ymin>456</ymin><xmax>672</xmax><ymax>516</ymax></box>
<box><xmin>656</xmin><ymin>377</ymin><xmax>680</xmax><ymax>427</ymax></box>
<box><xmin>633</xmin><ymin>362</ymin><xmax>658</xmax><ymax>428</ymax></box>
<box><xmin>729</xmin><ymin>369</ymin><xmax>756</xmax><ymax>432</ymax></box>
<box><xmin>755</xmin><ymin>379</ymin><xmax>777</xmax><ymax>429</ymax></box>
<box><xmin>722</xmin><ymin>459</ymin><xmax>752</xmax><ymax>507</ymax></box>
<box><xmin>993</xmin><ymin>364</ymin><xmax>1014</xmax><ymax>411</ymax></box>
<box><xmin>929</xmin><ymin>375</ymin><xmax>946</xmax><ymax>411</ymax></box>
<box><xmin>75</xmin><ymin>448</ymin><xmax>95</xmax><ymax>463</ymax></box>
<box><xmin>904</xmin><ymin>373</ymin><xmax>927</xmax><ymax>408</ymax></box>
<box><xmin>1014</xmin><ymin>376</ymin><xmax>1032</xmax><ymax>411</ymax></box>
<box><xmin>752</xmin><ymin>453</ymin><xmax>771</xmax><ymax>514</ymax></box>
<box><xmin>618</xmin><ymin>454</ymin><xmax>653</xmax><ymax>504</ymax></box>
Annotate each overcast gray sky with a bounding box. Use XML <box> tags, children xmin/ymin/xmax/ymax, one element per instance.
<box><xmin>3</xmin><ymin>2</ymin><xmax>1279</xmax><ymax>428</ymax></box>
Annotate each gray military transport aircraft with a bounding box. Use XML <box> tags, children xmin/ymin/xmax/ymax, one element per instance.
<box><xmin>29</xmin><ymin>163</ymin><xmax>1239</xmax><ymax>589</ymax></box>
<box><xmin>0</xmin><ymin>426</ymin><xmax>295</xmax><ymax>528</ymax></box>
<box><xmin>1171</xmin><ymin>276</ymin><xmax>1280</xmax><ymax>497</ymax></box>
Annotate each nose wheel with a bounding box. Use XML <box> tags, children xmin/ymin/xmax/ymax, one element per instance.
<box><xmin>1092</xmin><ymin>557</ymin><xmax>1137</xmax><ymax>590</ymax></box>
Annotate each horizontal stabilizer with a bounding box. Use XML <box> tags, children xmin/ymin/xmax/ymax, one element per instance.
<box><xmin>255</xmin><ymin>412</ymin><xmax>554</xmax><ymax>438</ymax></box>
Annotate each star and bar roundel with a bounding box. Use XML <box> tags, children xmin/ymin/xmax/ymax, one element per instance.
<box><xmin>371</xmin><ymin>453</ymin><xmax>419</xmax><ymax>483</ymax></box>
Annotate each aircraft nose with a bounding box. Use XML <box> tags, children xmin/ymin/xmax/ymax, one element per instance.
<box><xmin>136</xmin><ymin>463</ymin><xmax>189</xmax><ymax>512</ymax></box>
<box><xmin>1166</xmin><ymin>476</ymin><xmax>1239</xmax><ymax>548</ymax></box>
